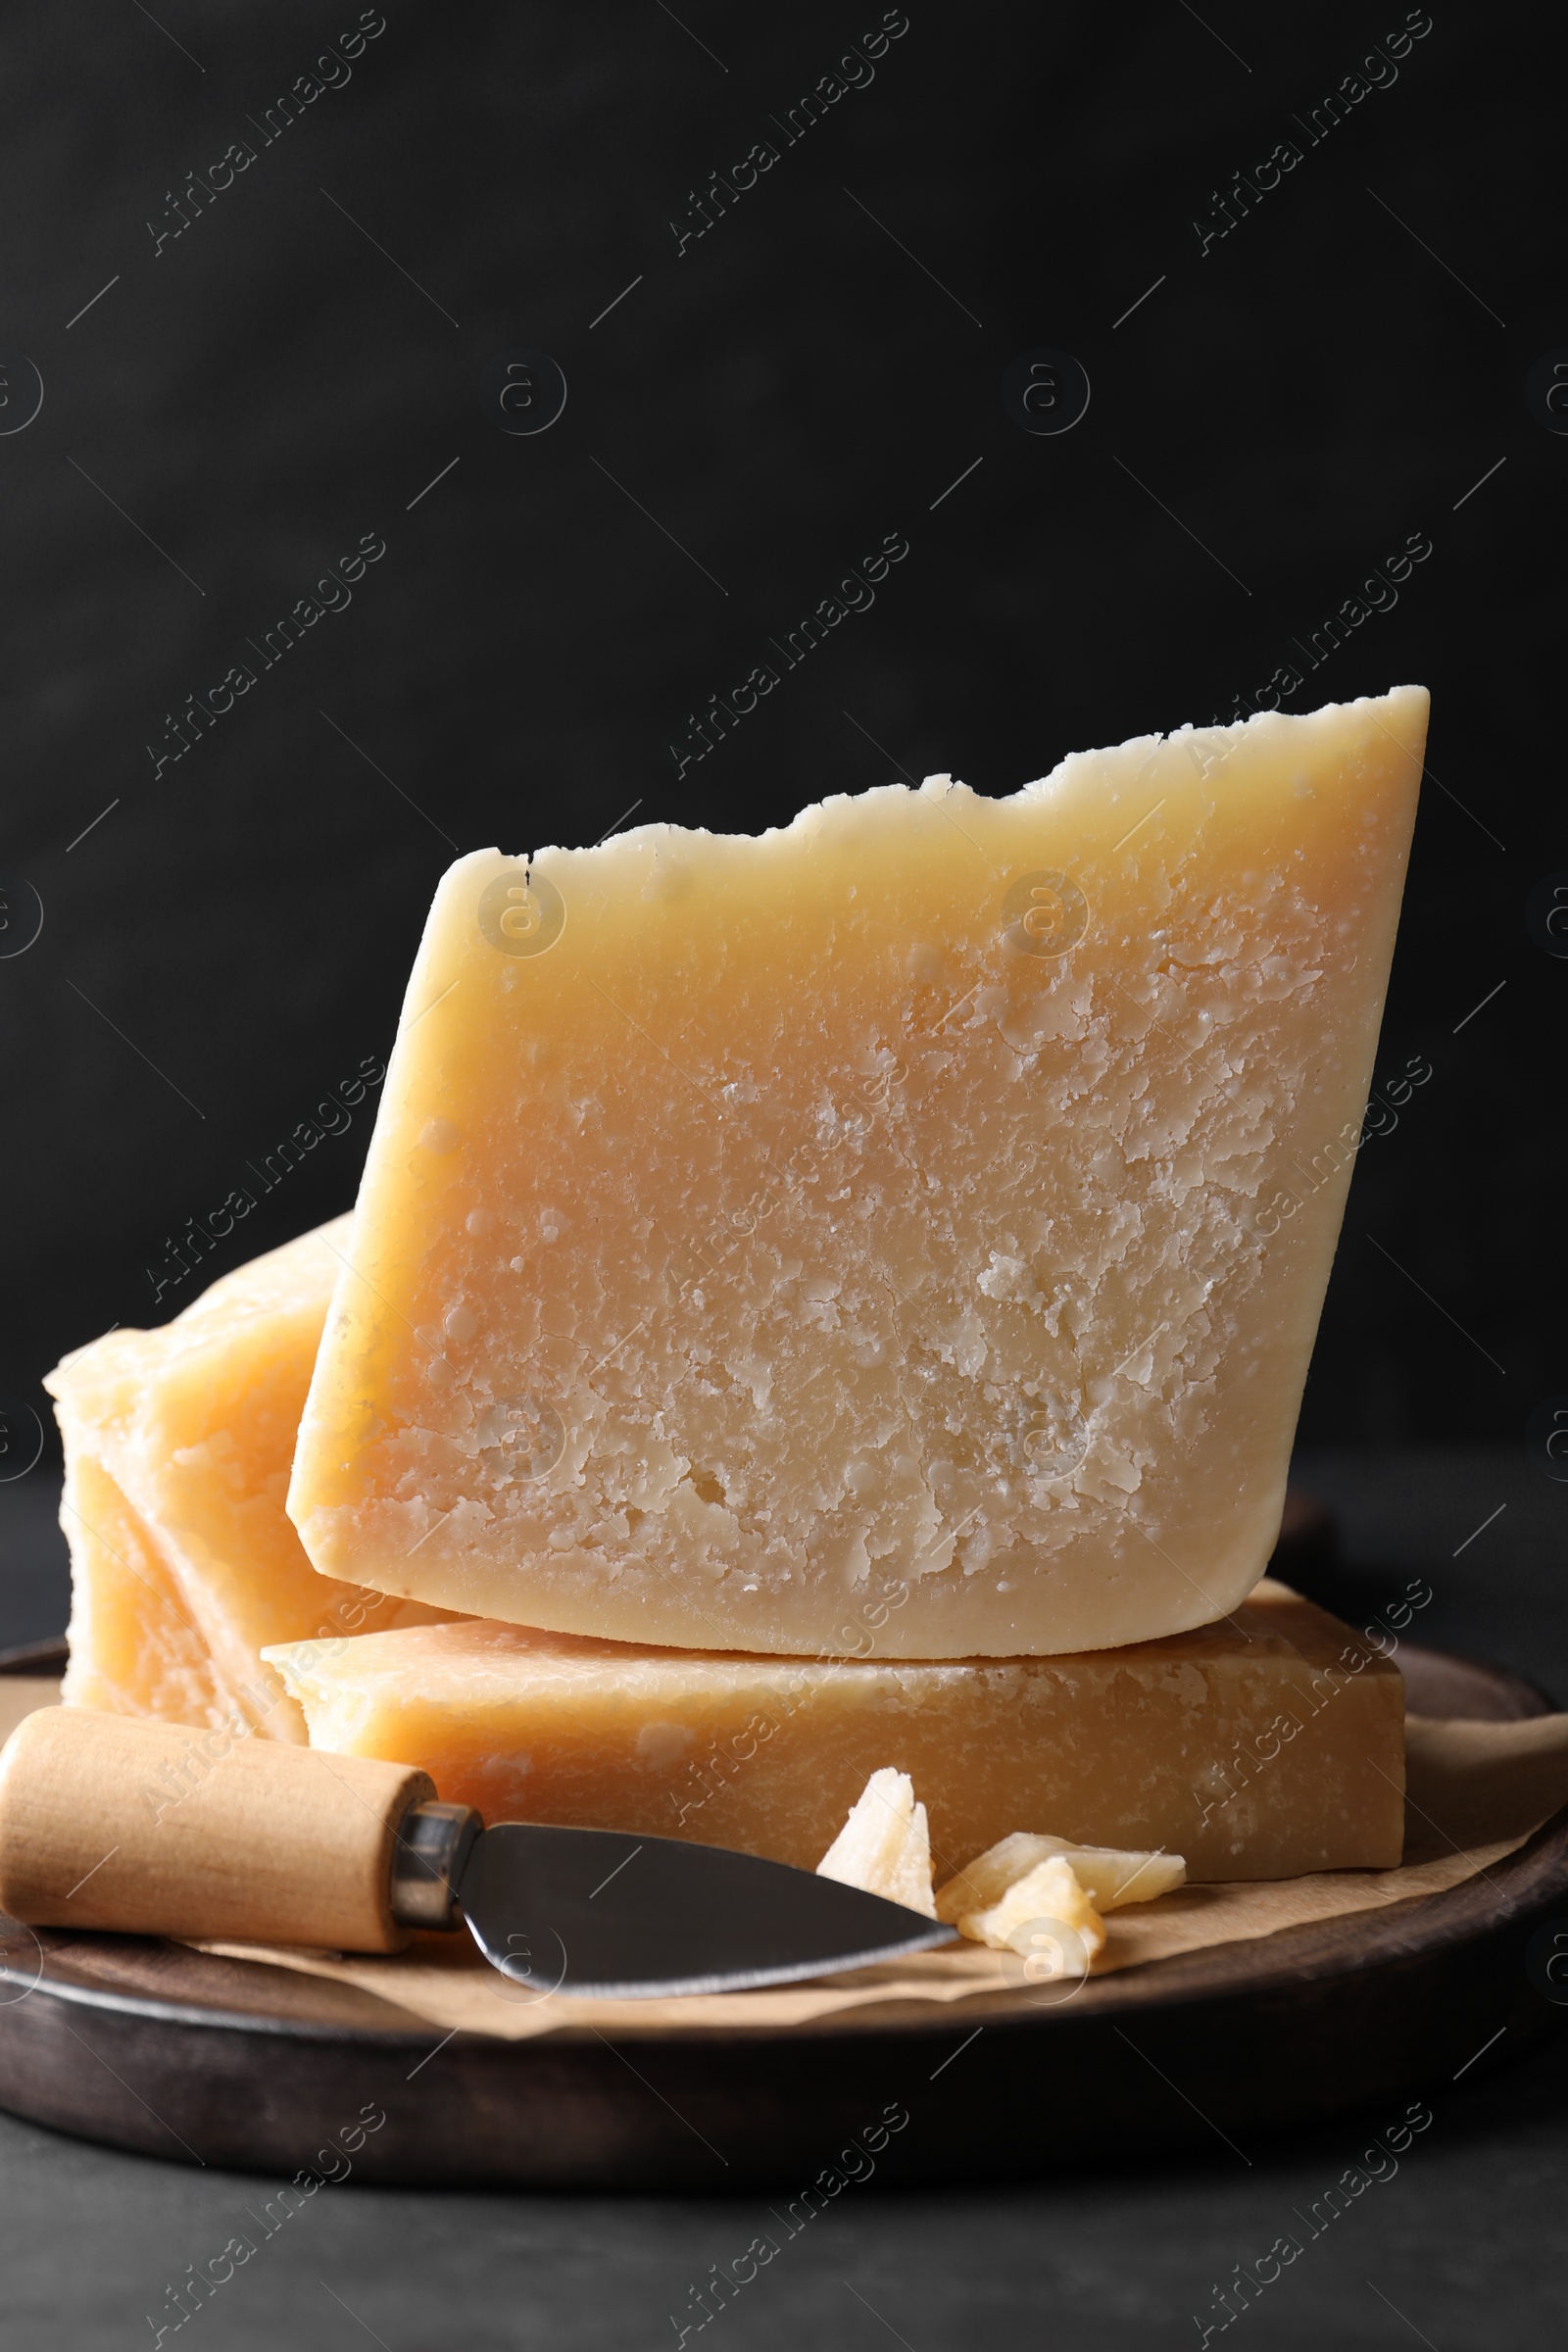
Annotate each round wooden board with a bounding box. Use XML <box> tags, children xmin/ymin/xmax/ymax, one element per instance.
<box><xmin>1</xmin><ymin>1639</ymin><xmax>1564</xmax><ymax>2188</ymax></box>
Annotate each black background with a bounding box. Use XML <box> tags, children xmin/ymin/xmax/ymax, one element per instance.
<box><xmin>1</xmin><ymin>0</ymin><xmax>1561</xmax><ymax>1460</ymax></box>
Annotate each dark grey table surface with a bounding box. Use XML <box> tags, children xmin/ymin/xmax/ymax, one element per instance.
<box><xmin>0</xmin><ymin>1445</ymin><xmax>1562</xmax><ymax>2350</ymax></box>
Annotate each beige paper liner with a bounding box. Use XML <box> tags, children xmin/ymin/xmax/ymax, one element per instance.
<box><xmin>193</xmin><ymin>1712</ymin><xmax>1568</xmax><ymax>2043</ymax></box>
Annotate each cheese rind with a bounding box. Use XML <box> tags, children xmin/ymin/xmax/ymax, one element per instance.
<box><xmin>289</xmin><ymin>690</ymin><xmax>1427</xmax><ymax>1656</ymax></box>
<box><xmin>265</xmin><ymin>1582</ymin><xmax>1406</xmax><ymax>1879</ymax></box>
<box><xmin>47</xmin><ymin>1221</ymin><xmax>451</xmax><ymax>1741</ymax></box>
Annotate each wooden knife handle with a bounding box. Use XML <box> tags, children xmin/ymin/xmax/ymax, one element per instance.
<box><xmin>0</xmin><ymin>1707</ymin><xmax>436</xmax><ymax>1953</ymax></box>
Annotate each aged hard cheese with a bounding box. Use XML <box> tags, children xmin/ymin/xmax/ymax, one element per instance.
<box><xmin>58</xmin><ymin>1450</ymin><xmax>231</xmax><ymax>1731</ymax></box>
<box><xmin>955</xmin><ymin>1857</ymin><xmax>1106</xmax><ymax>1973</ymax></box>
<box><xmin>47</xmin><ymin>1221</ymin><xmax>451</xmax><ymax>1743</ymax></box>
<box><xmin>936</xmin><ymin>1833</ymin><xmax>1187</xmax><ymax>1918</ymax></box>
<box><xmin>816</xmin><ymin>1768</ymin><xmax>936</xmax><ymax>1915</ymax></box>
<box><xmin>289</xmin><ymin>690</ymin><xmax>1427</xmax><ymax>1656</ymax></box>
<box><xmin>266</xmin><ymin>1581</ymin><xmax>1406</xmax><ymax>1879</ymax></box>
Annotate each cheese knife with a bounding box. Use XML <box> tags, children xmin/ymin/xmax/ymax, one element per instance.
<box><xmin>0</xmin><ymin>1706</ymin><xmax>953</xmax><ymax>1996</ymax></box>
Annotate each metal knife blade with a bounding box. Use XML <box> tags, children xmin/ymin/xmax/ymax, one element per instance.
<box><xmin>451</xmin><ymin>1821</ymin><xmax>955</xmax><ymax>1998</ymax></box>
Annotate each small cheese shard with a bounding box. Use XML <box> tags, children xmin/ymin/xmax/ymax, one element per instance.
<box><xmin>289</xmin><ymin>689</ymin><xmax>1428</xmax><ymax>1656</ymax></box>
<box><xmin>47</xmin><ymin>1221</ymin><xmax>451</xmax><ymax>1742</ymax></box>
<box><xmin>266</xmin><ymin>1581</ymin><xmax>1405</xmax><ymax>1877</ymax></box>
<box><xmin>955</xmin><ymin>1855</ymin><xmax>1105</xmax><ymax>1975</ymax></box>
<box><xmin>815</xmin><ymin>1768</ymin><xmax>936</xmax><ymax>1916</ymax></box>
<box><xmin>936</xmin><ymin>1833</ymin><xmax>1186</xmax><ymax>1921</ymax></box>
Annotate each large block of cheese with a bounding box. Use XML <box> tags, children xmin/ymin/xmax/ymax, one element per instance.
<box><xmin>266</xmin><ymin>1582</ymin><xmax>1406</xmax><ymax>1879</ymax></box>
<box><xmin>47</xmin><ymin>1221</ymin><xmax>451</xmax><ymax>1743</ymax></box>
<box><xmin>289</xmin><ymin>689</ymin><xmax>1428</xmax><ymax>1656</ymax></box>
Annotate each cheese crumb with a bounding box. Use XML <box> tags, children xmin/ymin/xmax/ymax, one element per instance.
<box><xmin>955</xmin><ymin>1855</ymin><xmax>1106</xmax><ymax>1977</ymax></box>
<box><xmin>815</xmin><ymin>1767</ymin><xmax>936</xmax><ymax>1917</ymax></box>
<box><xmin>936</xmin><ymin>1831</ymin><xmax>1185</xmax><ymax>1920</ymax></box>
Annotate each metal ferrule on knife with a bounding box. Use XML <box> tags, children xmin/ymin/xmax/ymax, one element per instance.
<box><xmin>389</xmin><ymin>1801</ymin><xmax>482</xmax><ymax>1931</ymax></box>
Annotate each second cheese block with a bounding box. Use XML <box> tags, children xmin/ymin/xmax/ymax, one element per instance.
<box><xmin>266</xmin><ymin>1582</ymin><xmax>1406</xmax><ymax>1880</ymax></box>
<box><xmin>289</xmin><ymin>689</ymin><xmax>1428</xmax><ymax>1655</ymax></box>
<box><xmin>60</xmin><ymin>1451</ymin><xmax>231</xmax><ymax>1731</ymax></box>
<box><xmin>47</xmin><ymin>1221</ymin><xmax>452</xmax><ymax>1742</ymax></box>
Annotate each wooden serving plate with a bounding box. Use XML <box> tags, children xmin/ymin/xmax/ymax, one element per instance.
<box><xmin>0</xmin><ymin>1635</ymin><xmax>1563</xmax><ymax>2186</ymax></box>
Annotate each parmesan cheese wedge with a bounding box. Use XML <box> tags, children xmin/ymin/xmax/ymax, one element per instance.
<box><xmin>288</xmin><ymin>689</ymin><xmax>1428</xmax><ymax>1656</ymax></box>
<box><xmin>936</xmin><ymin>1833</ymin><xmax>1186</xmax><ymax>1921</ymax></box>
<box><xmin>814</xmin><ymin>1767</ymin><xmax>936</xmax><ymax>1916</ymax></box>
<box><xmin>60</xmin><ymin>1450</ymin><xmax>231</xmax><ymax>1732</ymax></box>
<box><xmin>47</xmin><ymin>1221</ymin><xmax>453</xmax><ymax>1740</ymax></box>
<box><xmin>265</xmin><ymin>1582</ymin><xmax>1404</xmax><ymax>1878</ymax></box>
<box><xmin>955</xmin><ymin>1854</ymin><xmax>1106</xmax><ymax>1975</ymax></box>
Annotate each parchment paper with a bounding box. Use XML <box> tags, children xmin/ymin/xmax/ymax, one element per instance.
<box><xmin>193</xmin><ymin>1712</ymin><xmax>1568</xmax><ymax>2042</ymax></box>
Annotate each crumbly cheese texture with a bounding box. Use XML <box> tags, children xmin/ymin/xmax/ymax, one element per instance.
<box><xmin>816</xmin><ymin>1768</ymin><xmax>936</xmax><ymax>1916</ymax></box>
<box><xmin>47</xmin><ymin>1221</ymin><xmax>451</xmax><ymax>1742</ymax></box>
<box><xmin>289</xmin><ymin>689</ymin><xmax>1427</xmax><ymax>1656</ymax></box>
<box><xmin>955</xmin><ymin>1854</ymin><xmax>1107</xmax><ymax>1972</ymax></box>
<box><xmin>937</xmin><ymin>1833</ymin><xmax>1186</xmax><ymax>1920</ymax></box>
<box><xmin>266</xmin><ymin>1581</ymin><xmax>1406</xmax><ymax>1878</ymax></box>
